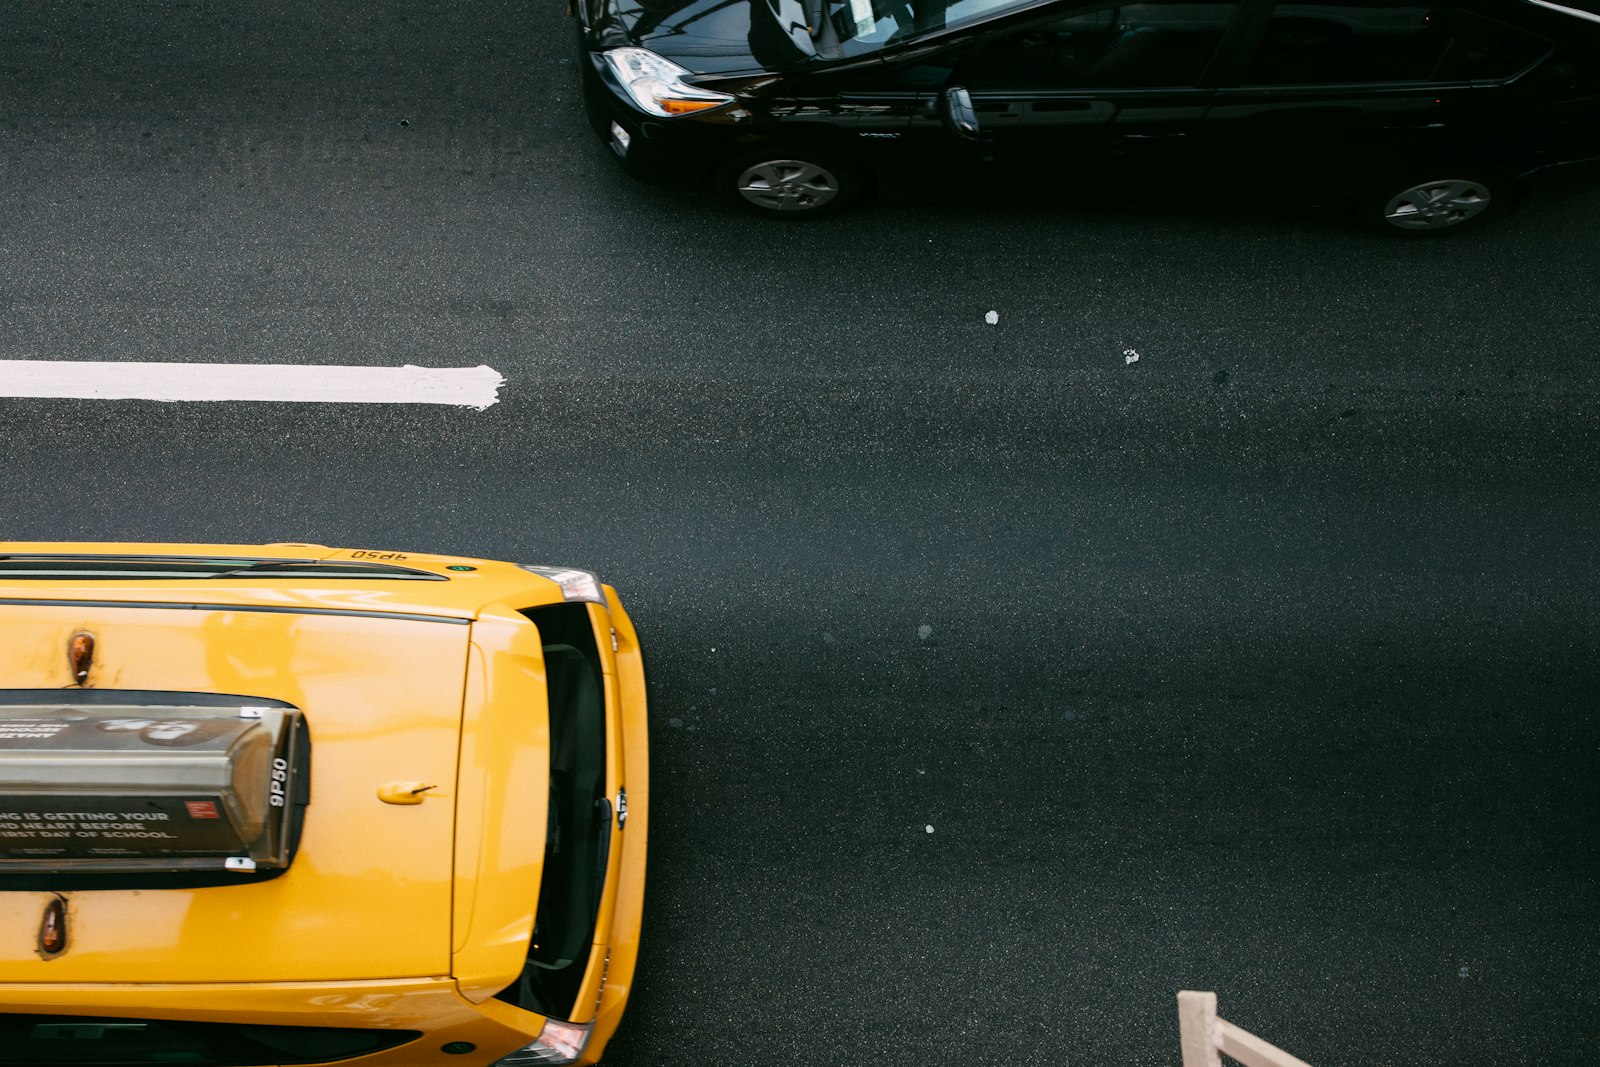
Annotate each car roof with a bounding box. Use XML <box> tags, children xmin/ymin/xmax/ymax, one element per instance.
<box><xmin>0</xmin><ymin>606</ymin><xmax>473</xmax><ymax>982</ymax></box>
<box><xmin>0</xmin><ymin>541</ymin><xmax>561</xmax><ymax>987</ymax></box>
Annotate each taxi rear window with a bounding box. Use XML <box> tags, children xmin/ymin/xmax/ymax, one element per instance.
<box><xmin>0</xmin><ymin>1015</ymin><xmax>420</xmax><ymax>1065</ymax></box>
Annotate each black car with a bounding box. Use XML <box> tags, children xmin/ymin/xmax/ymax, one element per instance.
<box><xmin>573</xmin><ymin>0</ymin><xmax>1600</xmax><ymax>231</ymax></box>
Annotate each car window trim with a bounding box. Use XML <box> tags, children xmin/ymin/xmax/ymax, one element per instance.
<box><xmin>1453</xmin><ymin>8</ymin><xmax>1556</xmax><ymax>86</ymax></box>
<box><xmin>1523</xmin><ymin>0</ymin><xmax>1600</xmax><ymax>25</ymax></box>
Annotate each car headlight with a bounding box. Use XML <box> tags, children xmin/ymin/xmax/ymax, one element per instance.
<box><xmin>491</xmin><ymin>1018</ymin><xmax>592</xmax><ymax>1065</ymax></box>
<box><xmin>516</xmin><ymin>564</ymin><xmax>605</xmax><ymax>604</ymax></box>
<box><xmin>602</xmin><ymin>47</ymin><xmax>734</xmax><ymax>116</ymax></box>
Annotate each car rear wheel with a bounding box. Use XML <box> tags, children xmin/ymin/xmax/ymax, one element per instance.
<box><xmin>716</xmin><ymin>151</ymin><xmax>864</xmax><ymax>218</ymax></box>
<box><xmin>1367</xmin><ymin>174</ymin><xmax>1506</xmax><ymax>235</ymax></box>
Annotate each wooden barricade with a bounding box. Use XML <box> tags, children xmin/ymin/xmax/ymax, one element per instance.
<box><xmin>1177</xmin><ymin>991</ymin><xmax>1316</xmax><ymax>1067</ymax></box>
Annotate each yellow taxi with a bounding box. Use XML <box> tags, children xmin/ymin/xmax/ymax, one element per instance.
<box><xmin>0</xmin><ymin>542</ymin><xmax>648</xmax><ymax>1066</ymax></box>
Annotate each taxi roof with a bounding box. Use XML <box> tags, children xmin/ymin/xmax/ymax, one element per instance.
<box><xmin>0</xmin><ymin>542</ymin><xmax>563</xmax><ymax>986</ymax></box>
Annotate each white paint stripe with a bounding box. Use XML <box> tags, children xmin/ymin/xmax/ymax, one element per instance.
<box><xmin>1524</xmin><ymin>0</ymin><xmax>1600</xmax><ymax>23</ymax></box>
<box><xmin>0</xmin><ymin>360</ymin><xmax>506</xmax><ymax>409</ymax></box>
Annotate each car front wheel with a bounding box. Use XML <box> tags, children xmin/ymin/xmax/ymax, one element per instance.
<box><xmin>1368</xmin><ymin>174</ymin><xmax>1506</xmax><ymax>235</ymax></box>
<box><xmin>716</xmin><ymin>151</ymin><xmax>864</xmax><ymax>217</ymax></box>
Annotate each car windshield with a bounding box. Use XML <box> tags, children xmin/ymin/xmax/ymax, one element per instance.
<box><xmin>826</xmin><ymin>0</ymin><xmax>1041</xmax><ymax>46</ymax></box>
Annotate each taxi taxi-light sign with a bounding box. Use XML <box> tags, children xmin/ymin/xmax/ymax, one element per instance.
<box><xmin>0</xmin><ymin>701</ymin><xmax>307</xmax><ymax>876</ymax></box>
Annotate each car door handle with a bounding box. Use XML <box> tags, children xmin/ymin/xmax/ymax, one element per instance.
<box><xmin>1117</xmin><ymin>132</ymin><xmax>1189</xmax><ymax>141</ymax></box>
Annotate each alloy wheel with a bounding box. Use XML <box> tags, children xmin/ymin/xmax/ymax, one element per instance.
<box><xmin>1381</xmin><ymin>179</ymin><xmax>1494</xmax><ymax>231</ymax></box>
<box><xmin>735</xmin><ymin>160</ymin><xmax>840</xmax><ymax>213</ymax></box>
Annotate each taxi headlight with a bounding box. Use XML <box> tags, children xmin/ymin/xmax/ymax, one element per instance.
<box><xmin>602</xmin><ymin>47</ymin><xmax>733</xmax><ymax>117</ymax></box>
<box><xmin>516</xmin><ymin>564</ymin><xmax>605</xmax><ymax>604</ymax></box>
<box><xmin>491</xmin><ymin>1018</ymin><xmax>592</xmax><ymax>1065</ymax></box>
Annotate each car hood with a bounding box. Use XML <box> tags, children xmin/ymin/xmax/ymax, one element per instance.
<box><xmin>597</xmin><ymin>0</ymin><xmax>820</xmax><ymax>74</ymax></box>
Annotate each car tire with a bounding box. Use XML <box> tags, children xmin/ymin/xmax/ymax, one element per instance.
<box><xmin>714</xmin><ymin>150</ymin><xmax>865</xmax><ymax>218</ymax></box>
<box><xmin>1365</xmin><ymin>173</ymin><xmax>1508</xmax><ymax>236</ymax></box>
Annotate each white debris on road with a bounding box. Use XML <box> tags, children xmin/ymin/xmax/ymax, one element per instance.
<box><xmin>1123</xmin><ymin>347</ymin><xmax>1141</xmax><ymax>365</ymax></box>
<box><xmin>984</xmin><ymin>310</ymin><xmax>999</xmax><ymax>325</ymax></box>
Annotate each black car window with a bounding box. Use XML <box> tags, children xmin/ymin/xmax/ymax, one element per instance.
<box><xmin>962</xmin><ymin>1</ymin><xmax>1240</xmax><ymax>89</ymax></box>
<box><xmin>1242</xmin><ymin>1</ymin><xmax>1453</xmax><ymax>85</ymax></box>
<box><xmin>1451</xmin><ymin>10</ymin><xmax>1551</xmax><ymax>80</ymax></box>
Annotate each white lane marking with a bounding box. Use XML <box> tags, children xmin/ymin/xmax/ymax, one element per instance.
<box><xmin>0</xmin><ymin>360</ymin><xmax>506</xmax><ymax>409</ymax></box>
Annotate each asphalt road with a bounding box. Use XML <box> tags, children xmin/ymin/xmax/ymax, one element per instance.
<box><xmin>3</xmin><ymin>4</ymin><xmax>1599</xmax><ymax>1066</ymax></box>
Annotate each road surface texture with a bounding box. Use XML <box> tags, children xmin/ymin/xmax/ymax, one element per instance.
<box><xmin>3</xmin><ymin>4</ymin><xmax>1598</xmax><ymax>1065</ymax></box>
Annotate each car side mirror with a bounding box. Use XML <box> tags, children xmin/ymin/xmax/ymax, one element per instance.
<box><xmin>940</xmin><ymin>86</ymin><xmax>980</xmax><ymax>142</ymax></box>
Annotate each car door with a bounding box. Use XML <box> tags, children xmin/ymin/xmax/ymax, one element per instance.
<box><xmin>1196</xmin><ymin>0</ymin><xmax>1479</xmax><ymax>205</ymax></box>
<box><xmin>893</xmin><ymin>0</ymin><xmax>1248</xmax><ymax>203</ymax></box>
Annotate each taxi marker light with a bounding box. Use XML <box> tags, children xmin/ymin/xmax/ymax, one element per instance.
<box><xmin>490</xmin><ymin>1018</ymin><xmax>592</xmax><ymax>1065</ymax></box>
<box><xmin>516</xmin><ymin>564</ymin><xmax>605</xmax><ymax>604</ymax></box>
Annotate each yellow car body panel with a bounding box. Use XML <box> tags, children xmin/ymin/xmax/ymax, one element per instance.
<box><xmin>0</xmin><ymin>542</ymin><xmax>648</xmax><ymax>1067</ymax></box>
<box><xmin>452</xmin><ymin>602</ymin><xmax>550</xmax><ymax>1003</ymax></box>
<box><xmin>0</xmin><ymin>980</ymin><xmax>574</xmax><ymax>1064</ymax></box>
<box><xmin>587</xmin><ymin>586</ymin><xmax>650</xmax><ymax>1051</ymax></box>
